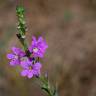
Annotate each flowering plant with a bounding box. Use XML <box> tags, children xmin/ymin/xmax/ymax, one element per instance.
<box><xmin>7</xmin><ymin>6</ymin><xmax>58</xmax><ymax>96</ymax></box>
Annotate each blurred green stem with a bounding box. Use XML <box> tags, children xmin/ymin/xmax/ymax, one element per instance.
<box><xmin>16</xmin><ymin>6</ymin><xmax>28</xmax><ymax>53</ymax></box>
<box><xmin>38</xmin><ymin>76</ymin><xmax>58</xmax><ymax>96</ymax></box>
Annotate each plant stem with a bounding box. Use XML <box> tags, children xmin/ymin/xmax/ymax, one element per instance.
<box><xmin>38</xmin><ymin>76</ymin><xmax>58</xmax><ymax>96</ymax></box>
<box><xmin>16</xmin><ymin>6</ymin><xmax>30</xmax><ymax>56</ymax></box>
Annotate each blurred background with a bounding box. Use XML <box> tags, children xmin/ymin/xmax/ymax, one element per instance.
<box><xmin>0</xmin><ymin>0</ymin><xmax>96</xmax><ymax>96</ymax></box>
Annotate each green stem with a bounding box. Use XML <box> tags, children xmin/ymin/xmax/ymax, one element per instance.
<box><xmin>38</xmin><ymin>76</ymin><xmax>58</xmax><ymax>96</ymax></box>
<box><xmin>16</xmin><ymin>34</ymin><xmax>27</xmax><ymax>51</ymax></box>
<box><xmin>16</xmin><ymin>6</ymin><xmax>30</xmax><ymax>55</ymax></box>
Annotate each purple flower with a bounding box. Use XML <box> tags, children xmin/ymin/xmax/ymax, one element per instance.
<box><xmin>7</xmin><ymin>47</ymin><xmax>25</xmax><ymax>66</ymax></box>
<box><xmin>29</xmin><ymin>36</ymin><xmax>48</xmax><ymax>58</ymax></box>
<box><xmin>20</xmin><ymin>59</ymin><xmax>42</xmax><ymax>78</ymax></box>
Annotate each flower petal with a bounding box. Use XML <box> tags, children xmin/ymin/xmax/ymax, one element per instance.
<box><xmin>21</xmin><ymin>59</ymin><xmax>32</xmax><ymax>69</ymax></box>
<box><xmin>32</xmin><ymin>36</ymin><xmax>36</xmax><ymax>42</ymax></box>
<box><xmin>28</xmin><ymin>46</ymin><xmax>32</xmax><ymax>52</ymax></box>
<box><xmin>19</xmin><ymin>51</ymin><xmax>25</xmax><ymax>57</ymax></box>
<box><xmin>21</xmin><ymin>70</ymin><xmax>28</xmax><ymax>76</ymax></box>
<box><xmin>12</xmin><ymin>47</ymin><xmax>22</xmax><ymax>55</ymax></box>
<box><xmin>33</xmin><ymin>70</ymin><xmax>40</xmax><ymax>76</ymax></box>
<box><xmin>32</xmin><ymin>36</ymin><xmax>37</xmax><ymax>45</ymax></box>
<box><xmin>21</xmin><ymin>61</ymin><xmax>28</xmax><ymax>69</ymax></box>
<box><xmin>27</xmin><ymin>70</ymin><xmax>33</xmax><ymax>78</ymax></box>
<box><xmin>7</xmin><ymin>54</ymin><xmax>15</xmax><ymax>59</ymax></box>
<box><xmin>9</xmin><ymin>59</ymin><xmax>19</xmax><ymax>66</ymax></box>
<box><xmin>33</xmin><ymin>63</ymin><xmax>42</xmax><ymax>70</ymax></box>
<box><xmin>38</xmin><ymin>36</ymin><xmax>43</xmax><ymax>42</ymax></box>
<box><xmin>35</xmin><ymin>51</ymin><xmax>44</xmax><ymax>58</ymax></box>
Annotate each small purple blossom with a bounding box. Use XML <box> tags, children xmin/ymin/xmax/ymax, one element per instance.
<box><xmin>7</xmin><ymin>47</ymin><xmax>25</xmax><ymax>66</ymax></box>
<box><xmin>29</xmin><ymin>36</ymin><xmax>48</xmax><ymax>58</ymax></box>
<box><xmin>20</xmin><ymin>59</ymin><xmax>42</xmax><ymax>78</ymax></box>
